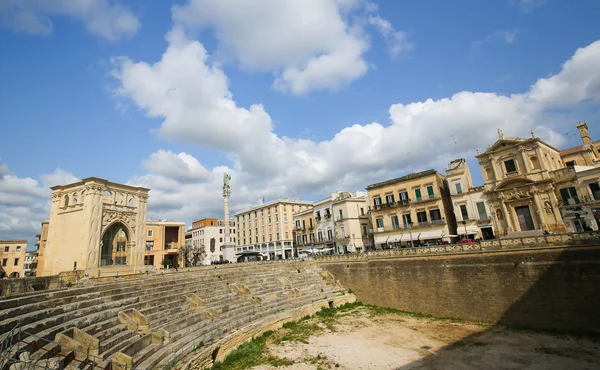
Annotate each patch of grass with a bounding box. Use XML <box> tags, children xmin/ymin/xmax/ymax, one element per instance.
<box><xmin>211</xmin><ymin>331</ymin><xmax>293</xmax><ymax>370</ymax></box>
<box><xmin>275</xmin><ymin>320</ymin><xmax>323</xmax><ymax>344</ymax></box>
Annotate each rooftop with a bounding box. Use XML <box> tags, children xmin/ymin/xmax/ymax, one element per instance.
<box><xmin>50</xmin><ymin>177</ymin><xmax>150</xmax><ymax>192</ymax></box>
<box><xmin>366</xmin><ymin>169</ymin><xmax>439</xmax><ymax>190</ymax></box>
<box><xmin>0</xmin><ymin>240</ymin><xmax>28</xmax><ymax>244</ymax></box>
<box><xmin>234</xmin><ymin>198</ymin><xmax>312</xmax><ymax>215</ymax></box>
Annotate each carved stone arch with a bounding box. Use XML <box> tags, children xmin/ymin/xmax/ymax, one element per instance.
<box><xmin>494</xmin><ymin>178</ymin><xmax>535</xmax><ymax>191</ymax></box>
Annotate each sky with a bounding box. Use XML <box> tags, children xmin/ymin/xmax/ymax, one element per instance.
<box><xmin>1</xmin><ymin>0</ymin><xmax>600</xmax><ymax>248</ymax></box>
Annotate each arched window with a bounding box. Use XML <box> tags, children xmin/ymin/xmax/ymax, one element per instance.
<box><xmin>129</xmin><ymin>197</ymin><xmax>135</xmax><ymax>207</ymax></box>
<box><xmin>73</xmin><ymin>198</ymin><xmax>78</xmax><ymax>205</ymax></box>
<box><xmin>64</xmin><ymin>195</ymin><xmax>70</xmax><ymax>207</ymax></box>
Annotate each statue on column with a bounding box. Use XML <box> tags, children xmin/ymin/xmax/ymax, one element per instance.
<box><xmin>223</xmin><ymin>173</ymin><xmax>232</xmax><ymax>198</ymax></box>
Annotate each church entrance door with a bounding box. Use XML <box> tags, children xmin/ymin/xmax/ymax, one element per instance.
<box><xmin>515</xmin><ymin>206</ymin><xmax>535</xmax><ymax>231</ymax></box>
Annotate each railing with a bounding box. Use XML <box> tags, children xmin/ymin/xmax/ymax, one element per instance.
<box><xmin>505</xmin><ymin>170</ymin><xmax>520</xmax><ymax>178</ymax></box>
<box><xmin>559</xmin><ymin>197</ymin><xmax>581</xmax><ymax>207</ymax></box>
<box><xmin>315</xmin><ymin>216</ymin><xmax>322</xmax><ymax>221</ymax></box>
<box><xmin>324</xmin><ymin>214</ymin><xmax>332</xmax><ymax>219</ymax></box>
<box><xmin>413</xmin><ymin>194</ymin><xmax>440</xmax><ymax>203</ymax></box>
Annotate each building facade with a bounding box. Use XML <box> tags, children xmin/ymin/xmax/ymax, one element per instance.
<box><xmin>446</xmin><ymin>159</ymin><xmax>495</xmax><ymax>240</ymax></box>
<box><xmin>366</xmin><ymin>170</ymin><xmax>456</xmax><ymax>248</ymax></box>
<box><xmin>331</xmin><ymin>191</ymin><xmax>373</xmax><ymax>253</ymax></box>
<box><xmin>37</xmin><ymin>177</ymin><xmax>150</xmax><ymax>277</ymax></box>
<box><xmin>189</xmin><ymin>218</ymin><xmax>236</xmax><ymax>264</ymax></box>
<box><xmin>559</xmin><ymin>122</ymin><xmax>600</xmax><ymax>167</ymax></box>
<box><xmin>144</xmin><ymin>221</ymin><xmax>186</xmax><ymax>269</ymax></box>
<box><xmin>0</xmin><ymin>240</ymin><xmax>27</xmax><ymax>278</ymax></box>
<box><xmin>34</xmin><ymin>220</ymin><xmax>49</xmax><ymax>275</ymax></box>
<box><xmin>293</xmin><ymin>207</ymin><xmax>315</xmax><ymax>255</ymax></box>
<box><xmin>476</xmin><ymin>130</ymin><xmax>571</xmax><ymax>236</ymax></box>
<box><xmin>23</xmin><ymin>251</ymin><xmax>37</xmax><ymax>277</ymax></box>
<box><xmin>235</xmin><ymin>198</ymin><xmax>312</xmax><ymax>260</ymax></box>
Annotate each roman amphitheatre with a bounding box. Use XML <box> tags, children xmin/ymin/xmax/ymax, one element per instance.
<box><xmin>1</xmin><ymin>235</ymin><xmax>600</xmax><ymax>370</ymax></box>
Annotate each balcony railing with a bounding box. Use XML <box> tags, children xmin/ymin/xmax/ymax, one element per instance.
<box><xmin>583</xmin><ymin>194</ymin><xmax>600</xmax><ymax>203</ymax></box>
<box><xmin>324</xmin><ymin>213</ymin><xmax>332</xmax><ymax>219</ymax></box>
<box><xmin>505</xmin><ymin>170</ymin><xmax>520</xmax><ymax>178</ymax></box>
<box><xmin>559</xmin><ymin>197</ymin><xmax>581</xmax><ymax>207</ymax></box>
<box><xmin>315</xmin><ymin>216</ymin><xmax>322</xmax><ymax>221</ymax></box>
<box><xmin>413</xmin><ymin>194</ymin><xmax>440</xmax><ymax>204</ymax></box>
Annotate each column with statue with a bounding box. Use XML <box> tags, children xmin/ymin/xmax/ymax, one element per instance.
<box><xmin>222</xmin><ymin>173</ymin><xmax>234</xmax><ymax>262</ymax></box>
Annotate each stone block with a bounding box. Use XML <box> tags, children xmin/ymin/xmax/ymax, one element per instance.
<box><xmin>186</xmin><ymin>293</ymin><xmax>206</xmax><ymax>309</ymax></box>
<box><xmin>118</xmin><ymin>308</ymin><xmax>149</xmax><ymax>334</ymax></box>
<box><xmin>55</xmin><ymin>327</ymin><xmax>99</xmax><ymax>361</ymax></box>
<box><xmin>234</xmin><ymin>283</ymin><xmax>252</xmax><ymax>296</ymax></box>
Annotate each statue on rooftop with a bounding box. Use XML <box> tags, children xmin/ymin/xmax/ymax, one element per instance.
<box><xmin>498</xmin><ymin>128</ymin><xmax>504</xmax><ymax>139</ymax></box>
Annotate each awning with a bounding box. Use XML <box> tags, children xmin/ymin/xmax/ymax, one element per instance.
<box><xmin>374</xmin><ymin>233</ymin><xmax>403</xmax><ymax>244</ymax></box>
<box><xmin>456</xmin><ymin>225</ymin><xmax>480</xmax><ymax>236</ymax></box>
<box><xmin>414</xmin><ymin>229</ymin><xmax>445</xmax><ymax>241</ymax></box>
<box><xmin>374</xmin><ymin>235</ymin><xmax>389</xmax><ymax>244</ymax></box>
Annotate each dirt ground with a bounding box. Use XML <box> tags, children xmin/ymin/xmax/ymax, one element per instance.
<box><xmin>251</xmin><ymin>308</ymin><xmax>600</xmax><ymax>370</ymax></box>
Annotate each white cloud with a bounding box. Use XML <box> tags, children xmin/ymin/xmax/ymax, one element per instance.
<box><xmin>368</xmin><ymin>15</ymin><xmax>413</xmax><ymax>57</ymax></box>
<box><xmin>0</xmin><ymin>162</ymin><xmax>77</xmax><ymax>246</ymax></box>
<box><xmin>171</xmin><ymin>0</ymin><xmax>391</xmax><ymax>94</ymax></box>
<box><xmin>0</xmin><ymin>0</ymin><xmax>140</xmax><ymax>40</ymax></box>
<box><xmin>473</xmin><ymin>30</ymin><xmax>518</xmax><ymax>49</ymax></box>
<box><xmin>114</xmin><ymin>33</ymin><xmax>600</xmax><ymax>226</ymax></box>
<box><xmin>143</xmin><ymin>150</ymin><xmax>210</xmax><ymax>183</ymax></box>
<box><xmin>519</xmin><ymin>0</ymin><xmax>549</xmax><ymax>14</ymax></box>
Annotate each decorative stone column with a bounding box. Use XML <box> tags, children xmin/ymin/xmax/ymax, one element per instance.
<box><xmin>519</xmin><ymin>146</ymin><xmax>530</xmax><ymax>174</ymax></box>
<box><xmin>134</xmin><ymin>193</ymin><xmax>148</xmax><ymax>271</ymax></box>
<box><xmin>43</xmin><ymin>191</ymin><xmax>62</xmax><ymax>275</ymax></box>
<box><xmin>222</xmin><ymin>173</ymin><xmax>234</xmax><ymax>262</ymax></box>
<box><xmin>82</xmin><ymin>182</ymin><xmax>104</xmax><ymax>270</ymax></box>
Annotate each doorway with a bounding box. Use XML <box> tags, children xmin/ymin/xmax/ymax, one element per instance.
<box><xmin>514</xmin><ymin>206</ymin><xmax>535</xmax><ymax>231</ymax></box>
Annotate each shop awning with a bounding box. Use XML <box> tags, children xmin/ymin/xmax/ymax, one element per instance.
<box><xmin>374</xmin><ymin>233</ymin><xmax>403</xmax><ymax>244</ymax></box>
<box><xmin>456</xmin><ymin>225</ymin><xmax>481</xmax><ymax>236</ymax></box>
<box><xmin>414</xmin><ymin>229</ymin><xmax>445</xmax><ymax>240</ymax></box>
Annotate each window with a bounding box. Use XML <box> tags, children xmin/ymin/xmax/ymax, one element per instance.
<box><xmin>373</xmin><ymin>197</ymin><xmax>382</xmax><ymax>208</ymax></box>
<box><xmin>385</xmin><ymin>194</ymin><xmax>395</xmax><ymax>204</ymax></box>
<box><xmin>391</xmin><ymin>215</ymin><xmax>400</xmax><ymax>229</ymax></box>
<box><xmin>219</xmin><ymin>229</ymin><xmax>223</xmax><ymax>234</ymax></box>
<box><xmin>16</xmin><ymin>246</ymin><xmax>21</xmax><ymax>252</ymax></box>
<box><xmin>309</xmin><ymin>233</ymin><xmax>314</xmax><ymax>243</ymax></box>
<box><xmin>220</xmin><ymin>237</ymin><xmax>223</xmax><ymax>242</ymax></box>
<box><xmin>376</xmin><ymin>218</ymin><xmax>384</xmax><ymax>229</ymax></box>
<box><xmin>362</xmin><ymin>225</ymin><xmax>368</xmax><ymax>236</ymax></box>
<box><xmin>14</xmin><ymin>258</ymin><xmax>19</xmax><ymax>266</ymax></box>
<box><xmin>338</xmin><ymin>210</ymin><xmax>343</xmax><ymax>220</ymax></box>
<box><xmin>459</xmin><ymin>205</ymin><xmax>469</xmax><ymax>221</ymax></box>
<box><xmin>116</xmin><ymin>242</ymin><xmax>126</xmax><ymax>252</ymax></box>
<box><xmin>559</xmin><ymin>187</ymin><xmax>580</xmax><ymax>205</ymax></box>
<box><xmin>402</xmin><ymin>214</ymin><xmax>412</xmax><ymax>227</ymax></box>
<box><xmin>430</xmin><ymin>209</ymin><xmax>442</xmax><ymax>221</ymax></box>
<box><xmin>4</xmin><ymin>246</ymin><xmax>8</xmax><ymax>252</ymax></box>
<box><xmin>2</xmin><ymin>258</ymin><xmax>7</xmax><ymax>267</ymax></box>
<box><xmin>565</xmin><ymin>160</ymin><xmax>576</xmax><ymax>167</ymax></box>
<box><xmin>146</xmin><ymin>241</ymin><xmax>154</xmax><ymax>251</ymax></box>
<box><xmin>340</xmin><ymin>227</ymin><xmax>346</xmax><ymax>238</ymax></box>
<box><xmin>398</xmin><ymin>191</ymin><xmax>409</xmax><ymax>204</ymax></box>
<box><xmin>318</xmin><ymin>231</ymin><xmax>323</xmax><ymax>242</ymax></box>
<box><xmin>118</xmin><ymin>229</ymin><xmax>126</xmax><ymax>238</ymax></box>
<box><xmin>295</xmin><ymin>220</ymin><xmax>300</xmax><ymax>229</ymax></box>
<box><xmin>309</xmin><ymin>218</ymin><xmax>313</xmax><ymax>228</ymax></box>
<box><xmin>476</xmin><ymin>202</ymin><xmax>488</xmax><ymax>219</ymax></box>
<box><xmin>427</xmin><ymin>186</ymin><xmax>435</xmax><ymax>199</ymax></box>
<box><xmin>115</xmin><ymin>257</ymin><xmax>126</xmax><ymax>265</ymax></box>
<box><xmin>504</xmin><ymin>159</ymin><xmax>517</xmax><ymax>174</ymax></box>
<box><xmin>455</xmin><ymin>183</ymin><xmax>462</xmax><ymax>194</ymax></box>
<box><xmin>297</xmin><ymin>236</ymin><xmax>302</xmax><ymax>245</ymax></box>
<box><xmin>327</xmin><ymin>229</ymin><xmax>333</xmax><ymax>241</ymax></box>
<box><xmin>416</xmin><ymin>211</ymin><xmax>428</xmax><ymax>225</ymax></box>
<box><xmin>360</xmin><ymin>208</ymin><xmax>364</xmax><ymax>216</ymax></box>
<box><xmin>147</xmin><ymin>230</ymin><xmax>153</xmax><ymax>237</ymax></box>
<box><xmin>415</xmin><ymin>188</ymin><xmax>422</xmax><ymax>201</ymax></box>
<box><xmin>210</xmin><ymin>220</ymin><xmax>214</xmax><ymax>225</ymax></box>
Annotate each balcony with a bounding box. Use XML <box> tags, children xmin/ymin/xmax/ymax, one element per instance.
<box><xmin>504</xmin><ymin>170</ymin><xmax>520</xmax><ymax>178</ymax></box>
<box><xmin>413</xmin><ymin>194</ymin><xmax>441</xmax><ymax>204</ymax></box>
<box><xmin>559</xmin><ymin>197</ymin><xmax>581</xmax><ymax>208</ymax></box>
<box><xmin>324</xmin><ymin>213</ymin><xmax>332</xmax><ymax>219</ymax></box>
<box><xmin>315</xmin><ymin>216</ymin><xmax>322</xmax><ymax>221</ymax></box>
<box><xmin>583</xmin><ymin>193</ymin><xmax>600</xmax><ymax>203</ymax></box>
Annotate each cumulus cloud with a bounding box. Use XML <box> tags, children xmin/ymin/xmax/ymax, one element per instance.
<box><xmin>114</xmin><ymin>32</ymin><xmax>600</xmax><ymax>224</ymax></box>
<box><xmin>0</xmin><ymin>0</ymin><xmax>140</xmax><ymax>40</ymax></box>
<box><xmin>171</xmin><ymin>0</ymin><xmax>405</xmax><ymax>94</ymax></box>
<box><xmin>0</xmin><ymin>162</ymin><xmax>78</xmax><ymax>246</ymax></box>
<box><xmin>142</xmin><ymin>150</ymin><xmax>210</xmax><ymax>183</ymax></box>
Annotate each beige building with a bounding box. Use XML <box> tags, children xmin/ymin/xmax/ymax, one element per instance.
<box><xmin>235</xmin><ymin>198</ymin><xmax>312</xmax><ymax>260</ymax></box>
<box><xmin>559</xmin><ymin>122</ymin><xmax>600</xmax><ymax>167</ymax></box>
<box><xmin>34</xmin><ymin>220</ymin><xmax>49</xmax><ymax>275</ymax></box>
<box><xmin>23</xmin><ymin>251</ymin><xmax>37</xmax><ymax>277</ymax></box>
<box><xmin>0</xmin><ymin>240</ymin><xmax>27</xmax><ymax>278</ymax></box>
<box><xmin>293</xmin><ymin>207</ymin><xmax>315</xmax><ymax>255</ymax></box>
<box><xmin>366</xmin><ymin>170</ymin><xmax>456</xmax><ymax>248</ymax></box>
<box><xmin>476</xmin><ymin>129</ymin><xmax>576</xmax><ymax>236</ymax></box>
<box><xmin>553</xmin><ymin>165</ymin><xmax>600</xmax><ymax>232</ymax></box>
<box><xmin>190</xmin><ymin>218</ymin><xmax>236</xmax><ymax>264</ymax></box>
<box><xmin>331</xmin><ymin>191</ymin><xmax>372</xmax><ymax>253</ymax></box>
<box><xmin>38</xmin><ymin>177</ymin><xmax>150</xmax><ymax>277</ymax></box>
<box><xmin>144</xmin><ymin>221</ymin><xmax>186</xmax><ymax>269</ymax></box>
<box><xmin>446</xmin><ymin>159</ymin><xmax>495</xmax><ymax>240</ymax></box>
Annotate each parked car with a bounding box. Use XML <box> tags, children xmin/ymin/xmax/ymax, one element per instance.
<box><xmin>457</xmin><ymin>239</ymin><xmax>476</xmax><ymax>244</ymax></box>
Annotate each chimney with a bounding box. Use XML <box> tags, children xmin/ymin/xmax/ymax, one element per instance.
<box><xmin>576</xmin><ymin>121</ymin><xmax>592</xmax><ymax>146</ymax></box>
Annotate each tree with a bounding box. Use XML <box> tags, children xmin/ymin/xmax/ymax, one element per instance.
<box><xmin>178</xmin><ymin>245</ymin><xmax>206</xmax><ymax>267</ymax></box>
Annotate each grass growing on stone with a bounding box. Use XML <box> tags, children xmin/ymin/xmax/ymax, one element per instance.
<box><xmin>210</xmin><ymin>331</ymin><xmax>294</xmax><ymax>370</ymax></box>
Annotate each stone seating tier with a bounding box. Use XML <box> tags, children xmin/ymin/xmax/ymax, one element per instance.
<box><xmin>0</xmin><ymin>262</ymin><xmax>349</xmax><ymax>370</ymax></box>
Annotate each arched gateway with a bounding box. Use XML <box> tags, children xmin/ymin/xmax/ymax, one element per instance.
<box><xmin>38</xmin><ymin>177</ymin><xmax>149</xmax><ymax>277</ymax></box>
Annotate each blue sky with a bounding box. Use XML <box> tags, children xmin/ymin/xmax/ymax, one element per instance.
<box><xmin>1</xmin><ymin>0</ymin><xmax>600</xmax><ymax>245</ymax></box>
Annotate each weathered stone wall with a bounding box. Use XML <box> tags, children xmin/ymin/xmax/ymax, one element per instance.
<box><xmin>0</xmin><ymin>275</ymin><xmax>60</xmax><ymax>297</ymax></box>
<box><xmin>318</xmin><ymin>245</ymin><xmax>600</xmax><ymax>334</ymax></box>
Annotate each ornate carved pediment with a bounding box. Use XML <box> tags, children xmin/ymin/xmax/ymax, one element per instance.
<box><xmin>506</xmin><ymin>189</ymin><xmax>532</xmax><ymax>202</ymax></box>
<box><xmin>102</xmin><ymin>210</ymin><xmax>137</xmax><ymax>233</ymax></box>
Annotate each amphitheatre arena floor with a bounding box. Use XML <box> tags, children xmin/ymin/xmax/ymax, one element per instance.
<box><xmin>214</xmin><ymin>304</ymin><xmax>600</xmax><ymax>370</ymax></box>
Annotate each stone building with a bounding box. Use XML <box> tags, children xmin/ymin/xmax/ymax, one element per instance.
<box><xmin>37</xmin><ymin>177</ymin><xmax>150</xmax><ymax>277</ymax></box>
<box><xmin>293</xmin><ymin>207</ymin><xmax>316</xmax><ymax>256</ymax></box>
<box><xmin>144</xmin><ymin>221</ymin><xmax>186</xmax><ymax>268</ymax></box>
<box><xmin>0</xmin><ymin>240</ymin><xmax>27</xmax><ymax>278</ymax></box>
<box><xmin>189</xmin><ymin>218</ymin><xmax>236</xmax><ymax>264</ymax></box>
<box><xmin>235</xmin><ymin>198</ymin><xmax>312</xmax><ymax>260</ymax></box>
<box><xmin>23</xmin><ymin>251</ymin><xmax>37</xmax><ymax>277</ymax></box>
<box><xmin>446</xmin><ymin>159</ymin><xmax>495</xmax><ymax>240</ymax></box>
<box><xmin>476</xmin><ymin>130</ymin><xmax>568</xmax><ymax>236</ymax></box>
<box><xmin>553</xmin><ymin>165</ymin><xmax>600</xmax><ymax>232</ymax></box>
<box><xmin>34</xmin><ymin>220</ymin><xmax>48</xmax><ymax>272</ymax></box>
<box><xmin>366</xmin><ymin>169</ymin><xmax>457</xmax><ymax>248</ymax></box>
<box><xmin>331</xmin><ymin>191</ymin><xmax>373</xmax><ymax>253</ymax></box>
<box><xmin>559</xmin><ymin>122</ymin><xmax>600</xmax><ymax>167</ymax></box>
